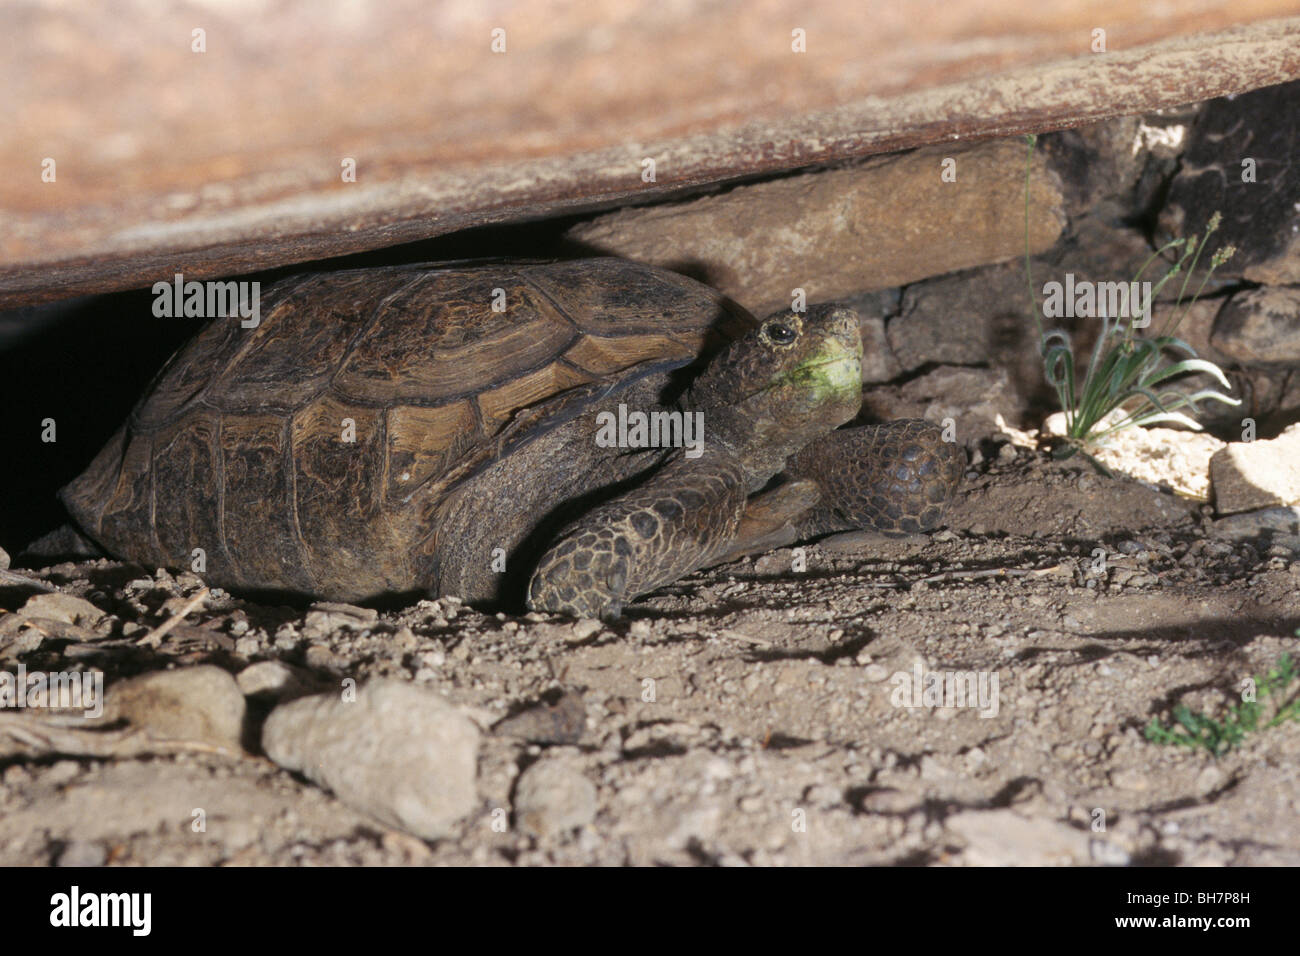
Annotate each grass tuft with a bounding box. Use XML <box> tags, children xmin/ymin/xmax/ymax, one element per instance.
<box><xmin>1023</xmin><ymin>135</ymin><xmax>1240</xmax><ymax>471</ymax></box>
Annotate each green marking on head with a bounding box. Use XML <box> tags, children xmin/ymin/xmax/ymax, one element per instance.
<box><xmin>779</xmin><ymin>337</ymin><xmax>862</xmax><ymax>400</ymax></box>
<box><xmin>687</xmin><ymin>303</ymin><xmax>864</xmax><ymax>461</ymax></box>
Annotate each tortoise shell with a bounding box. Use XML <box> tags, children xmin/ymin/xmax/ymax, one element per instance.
<box><xmin>62</xmin><ymin>258</ymin><xmax>751</xmax><ymax>600</ymax></box>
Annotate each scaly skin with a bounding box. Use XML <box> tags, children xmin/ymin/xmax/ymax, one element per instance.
<box><xmin>786</xmin><ymin>420</ymin><xmax>964</xmax><ymax>537</ymax></box>
<box><xmin>527</xmin><ymin>450</ymin><xmax>748</xmax><ymax>620</ymax></box>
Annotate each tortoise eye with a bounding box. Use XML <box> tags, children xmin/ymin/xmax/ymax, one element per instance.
<box><xmin>764</xmin><ymin>321</ymin><xmax>797</xmax><ymax>345</ymax></box>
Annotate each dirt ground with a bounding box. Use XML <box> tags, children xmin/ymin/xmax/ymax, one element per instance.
<box><xmin>2</xmin><ymin>442</ymin><xmax>1298</xmax><ymax>867</ymax></box>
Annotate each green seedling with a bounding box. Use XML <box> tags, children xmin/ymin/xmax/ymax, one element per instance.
<box><xmin>1144</xmin><ymin>653</ymin><xmax>1300</xmax><ymax>756</ymax></box>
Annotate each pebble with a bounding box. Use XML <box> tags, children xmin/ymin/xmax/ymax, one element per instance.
<box><xmin>302</xmin><ymin>602</ymin><xmax>379</xmax><ymax>638</ymax></box>
<box><xmin>55</xmin><ymin>841</ymin><xmax>107</xmax><ymax>867</ymax></box>
<box><xmin>14</xmin><ymin>592</ymin><xmax>105</xmax><ymax>627</ymax></box>
<box><xmin>235</xmin><ymin>660</ymin><xmax>316</xmax><ymax>704</ymax></box>
<box><xmin>261</xmin><ymin>679</ymin><xmax>480</xmax><ymax>840</ymax></box>
<box><xmin>947</xmin><ymin>809</ymin><xmax>1092</xmax><ymax>865</ymax></box>
<box><xmin>513</xmin><ymin>757</ymin><xmax>597</xmax><ymax>838</ymax></box>
<box><xmin>493</xmin><ymin>690</ymin><xmax>587</xmax><ymax>745</ymax></box>
<box><xmin>566</xmin><ymin>619</ymin><xmax>603</xmax><ymax>642</ymax></box>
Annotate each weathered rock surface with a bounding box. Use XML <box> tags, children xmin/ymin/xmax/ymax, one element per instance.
<box><xmin>1211</xmin><ymin>423</ymin><xmax>1300</xmax><ymax>514</ymax></box>
<box><xmin>261</xmin><ymin>679</ymin><xmax>480</xmax><ymax>840</ymax></box>
<box><xmin>1161</xmin><ymin>80</ymin><xmax>1300</xmax><ymax>286</ymax></box>
<box><xmin>1044</xmin><ymin>411</ymin><xmax>1226</xmax><ymax>501</ymax></box>
<box><xmin>569</xmin><ymin>141</ymin><xmax>1065</xmax><ymax>315</ymax></box>
<box><xmin>1211</xmin><ymin>287</ymin><xmax>1300</xmax><ymax>364</ymax></box>
<box><xmin>889</xmin><ymin>264</ymin><xmax>1029</xmax><ymax>371</ymax></box>
<box><xmin>839</xmin><ymin>291</ymin><xmax>902</xmax><ymax>384</ymax></box>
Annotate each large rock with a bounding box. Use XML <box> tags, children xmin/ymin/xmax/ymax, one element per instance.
<box><xmin>568</xmin><ymin>140</ymin><xmax>1064</xmax><ymax>316</ymax></box>
<box><xmin>8</xmin><ymin>7</ymin><xmax>1297</xmax><ymax>310</ymax></box>
<box><xmin>105</xmin><ymin>666</ymin><xmax>246</xmax><ymax>751</ymax></box>
<box><xmin>1040</xmin><ymin>115</ymin><xmax>1148</xmax><ymax>219</ymax></box>
<box><xmin>1211</xmin><ymin>423</ymin><xmax>1300</xmax><ymax>515</ymax></box>
<box><xmin>261</xmin><ymin>679</ymin><xmax>479</xmax><ymax>840</ymax></box>
<box><xmin>1160</xmin><ymin>80</ymin><xmax>1300</xmax><ymax>285</ymax></box>
<box><xmin>1210</xmin><ymin>287</ymin><xmax>1300</xmax><ymax>364</ymax></box>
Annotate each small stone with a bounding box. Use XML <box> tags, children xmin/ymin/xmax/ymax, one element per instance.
<box><xmin>393</xmin><ymin>626</ymin><xmax>418</xmax><ymax>651</ymax></box>
<box><xmin>566</xmin><ymin>618</ymin><xmax>602</xmax><ymax>642</ymax></box>
<box><xmin>15</xmin><ymin>592</ymin><xmax>104</xmax><ymax>627</ymax></box>
<box><xmin>55</xmin><ymin>841</ymin><xmax>106</xmax><ymax>867</ymax></box>
<box><xmin>513</xmin><ymin>757</ymin><xmax>597</xmax><ymax>838</ymax></box>
<box><xmin>1089</xmin><ymin>838</ymin><xmax>1131</xmax><ymax>867</ymax></box>
<box><xmin>1211</xmin><ymin>423</ymin><xmax>1300</xmax><ymax>515</ymax></box>
<box><xmin>948</xmin><ymin>809</ymin><xmax>1092</xmax><ymax>866</ymax></box>
<box><xmin>261</xmin><ymin>679</ymin><xmax>480</xmax><ymax>840</ymax></box>
<box><xmin>234</xmin><ymin>635</ymin><xmax>261</xmax><ymax>657</ymax></box>
<box><xmin>44</xmin><ymin>760</ymin><xmax>82</xmax><ymax>786</ymax></box>
<box><xmin>105</xmin><ymin>665</ymin><xmax>246</xmax><ymax>750</ymax></box>
<box><xmin>1196</xmin><ymin>764</ymin><xmax>1225</xmax><ymax>795</ymax></box>
<box><xmin>236</xmin><ymin>660</ymin><xmax>316</xmax><ymax>704</ymax></box>
<box><xmin>304</xmin><ymin>644</ymin><xmax>346</xmax><ymax>673</ymax></box>
<box><xmin>863</xmin><ymin>663</ymin><xmax>890</xmax><ymax>683</ymax></box>
<box><xmin>1109</xmin><ymin>767</ymin><xmax>1149</xmax><ymax>791</ymax></box>
<box><xmin>303</xmin><ymin>602</ymin><xmax>378</xmax><ymax>638</ymax></box>
<box><xmin>493</xmin><ymin>690</ymin><xmax>587</xmax><ymax>745</ymax></box>
<box><xmin>856</xmin><ymin>788</ymin><xmax>916</xmax><ymax>814</ymax></box>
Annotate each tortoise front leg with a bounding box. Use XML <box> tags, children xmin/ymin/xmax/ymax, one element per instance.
<box><xmin>709</xmin><ymin>419</ymin><xmax>964</xmax><ymax>567</ymax></box>
<box><xmin>785</xmin><ymin>419</ymin><xmax>964</xmax><ymax>537</ymax></box>
<box><xmin>526</xmin><ymin>453</ymin><xmax>748</xmax><ymax>620</ymax></box>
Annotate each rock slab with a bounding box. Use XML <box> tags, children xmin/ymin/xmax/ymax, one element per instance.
<box><xmin>569</xmin><ymin>140</ymin><xmax>1064</xmax><ymax>315</ymax></box>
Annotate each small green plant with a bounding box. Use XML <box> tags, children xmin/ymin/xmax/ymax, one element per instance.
<box><xmin>1144</xmin><ymin>653</ymin><xmax>1300</xmax><ymax>756</ymax></box>
<box><xmin>1023</xmin><ymin>134</ymin><xmax>1240</xmax><ymax>469</ymax></box>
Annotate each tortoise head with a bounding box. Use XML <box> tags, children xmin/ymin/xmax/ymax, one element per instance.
<box><xmin>688</xmin><ymin>303</ymin><xmax>862</xmax><ymax>469</ymax></box>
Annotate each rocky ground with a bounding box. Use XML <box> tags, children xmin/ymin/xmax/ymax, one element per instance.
<box><xmin>2</xmin><ymin>436</ymin><xmax>1298</xmax><ymax>867</ymax></box>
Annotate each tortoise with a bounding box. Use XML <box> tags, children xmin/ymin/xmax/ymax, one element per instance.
<box><xmin>61</xmin><ymin>258</ymin><xmax>962</xmax><ymax>619</ymax></box>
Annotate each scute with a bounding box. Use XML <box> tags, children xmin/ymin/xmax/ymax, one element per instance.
<box><xmin>333</xmin><ymin>269</ymin><xmax>579</xmax><ymax>405</ymax></box>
